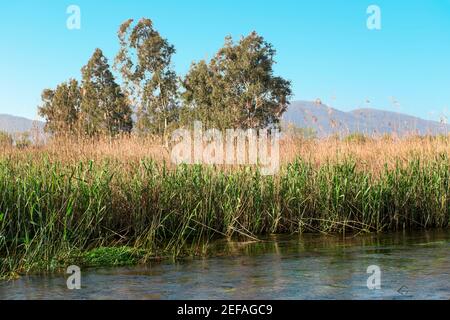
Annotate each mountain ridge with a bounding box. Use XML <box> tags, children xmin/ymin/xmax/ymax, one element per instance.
<box><xmin>0</xmin><ymin>113</ymin><xmax>44</xmax><ymax>134</ymax></box>
<box><xmin>283</xmin><ymin>101</ymin><xmax>449</xmax><ymax>137</ymax></box>
<box><xmin>1</xmin><ymin>101</ymin><xmax>448</xmax><ymax>137</ymax></box>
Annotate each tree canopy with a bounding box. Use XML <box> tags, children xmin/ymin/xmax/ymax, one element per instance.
<box><xmin>81</xmin><ymin>48</ymin><xmax>133</xmax><ymax>136</ymax></box>
<box><xmin>39</xmin><ymin>49</ymin><xmax>132</xmax><ymax>137</ymax></box>
<box><xmin>38</xmin><ymin>19</ymin><xmax>292</xmax><ymax>139</ymax></box>
<box><xmin>115</xmin><ymin>18</ymin><xmax>178</xmax><ymax>141</ymax></box>
<box><xmin>182</xmin><ymin>32</ymin><xmax>292</xmax><ymax>130</ymax></box>
<box><xmin>38</xmin><ymin>79</ymin><xmax>81</xmax><ymax>135</ymax></box>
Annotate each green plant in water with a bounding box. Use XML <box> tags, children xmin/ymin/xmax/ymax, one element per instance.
<box><xmin>82</xmin><ymin>247</ymin><xmax>143</xmax><ymax>267</ymax></box>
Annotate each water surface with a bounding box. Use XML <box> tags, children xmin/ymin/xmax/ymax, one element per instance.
<box><xmin>1</xmin><ymin>231</ymin><xmax>449</xmax><ymax>300</ymax></box>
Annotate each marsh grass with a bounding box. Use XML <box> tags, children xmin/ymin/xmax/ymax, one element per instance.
<box><xmin>1</xmin><ymin>139</ymin><xmax>449</xmax><ymax>278</ymax></box>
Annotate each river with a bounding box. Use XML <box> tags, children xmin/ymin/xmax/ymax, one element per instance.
<box><xmin>1</xmin><ymin>230</ymin><xmax>449</xmax><ymax>300</ymax></box>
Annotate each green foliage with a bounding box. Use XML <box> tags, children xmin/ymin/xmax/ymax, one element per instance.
<box><xmin>182</xmin><ymin>32</ymin><xmax>292</xmax><ymax>130</ymax></box>
<box><xmin>38</xmin><ymin>79</ymin><xmax>81</xmax><ymax>135</ymax></box>
<box><xmin>82</xmin><ymin>247</ymin><xmax>141</xmax><ymax>267</ymax></box>
<box><xmin>115</xmin><ymin>18</ymin><xmax>178</xmax><ymax>141</ymax></box>
<box><xmin>38</xmin><ymin>50</ymin><xmax>132</xmax><ymax>138</ymax></box>
<box><xmin>81</xmin><ymin>48</ymin><xmax>133</xmax><ymax>136</ymax></box>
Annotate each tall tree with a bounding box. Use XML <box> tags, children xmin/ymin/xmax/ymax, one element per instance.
<box><xmin>81</xmin><ymin>48</ymin><xmax>133</xmax><ymax>136</ymax></box>
<box><xmin>181</xmin><ymin>60</ymin><xmax>221</xmax><ymax>128</ymax></box>
<box><xmin>182</xmin><ymin>32</ymin><xmax>292</xmax><ymax>130</ymax></box>
<box><xmin>38</xmin><ymin>79</ymin><xmax>81</xmax><ymax>135</ymax></box>
<box><xmin>114</xmin><ymin>18</ymin><xmax>178</xmax><ymax>142</ymax></box>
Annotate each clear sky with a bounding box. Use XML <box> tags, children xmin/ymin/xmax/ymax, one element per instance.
<box><xmin>1</xmin><ymin>0</ymin><xmax>449</xmax><ymax>121</ymax></box>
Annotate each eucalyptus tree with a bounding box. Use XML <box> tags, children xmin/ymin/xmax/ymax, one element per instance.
<box><xmin>181</xmin><ymin>60</ymin><xmax>219</xmax><ymax>128</ymax></box>
<box><xmin>38</xmin><ymin>78</ymin><xmax>81</xmax><ymax>136</ymax></box>
<box><xmin>115</xmin><ymin>18</ymin><xmax>178</xmax><ymax>143</ymax></box>
<box><xmin>81</xmin><ymin>48</ymin><xmax>133</xmax><ymax>136</ymax></box>
<box><xmin>182</xmin><ymin>31</ymin><xmax>292</xmax><ymax>130</ymax></box>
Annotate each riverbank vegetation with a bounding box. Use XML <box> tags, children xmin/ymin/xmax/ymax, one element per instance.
<box><xmin>1</xmin><ymin>135</ymin><xmax>450</xmax><ymax>279</ymax></box>
<box><xmin>2</xmin><ymin>17</ymin><xmax>449</xmax><ymax>279</ymax></box>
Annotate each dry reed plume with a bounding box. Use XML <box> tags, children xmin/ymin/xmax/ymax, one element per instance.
<box><xmin>2</xmin><ymin>133</ymin><xmax>449</xmax><ymax>174</ymax></box>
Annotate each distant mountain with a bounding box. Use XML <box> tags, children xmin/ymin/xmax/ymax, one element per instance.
<box><xmin>1</xmin><ymin>103</ymin><xmax>449</xmax><ymax>139</ymax></box>
<box><xmin>0</xmin><ymin>114</ymin><xmax>44</xmax><ymax>134</ymax></box>
<box><xmin>283</xmin><ymin>101</ymin><xmax>450</xmax><ymax>137</ymax></box>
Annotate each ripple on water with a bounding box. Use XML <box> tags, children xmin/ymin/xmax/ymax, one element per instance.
<box><xmin>1</xmin><ymin>230</ymin><xmax>450</xmax><ymax>300</ymax></box>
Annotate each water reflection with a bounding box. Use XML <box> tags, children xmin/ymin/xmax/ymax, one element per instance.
<box><xmin>1</xmin><ymin>230</ymin><xmax>449</xmax><ymax>300</ymax></box>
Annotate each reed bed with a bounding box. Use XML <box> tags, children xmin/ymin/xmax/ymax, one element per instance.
<box><xmin>4</xmin><ymin>133</ymin><xmax>450</xmax><ymax>172</ymax></box>
<box><xmin>0</xmin><ymin>135</ymin><xmax>449</xmax><ymax>278</ymax></box>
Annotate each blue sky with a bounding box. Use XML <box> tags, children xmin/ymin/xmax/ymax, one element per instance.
<box><xmin>1</xmin><ymin>0</ymin><xmax>449</xmax><ymax>121</ymax></box>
